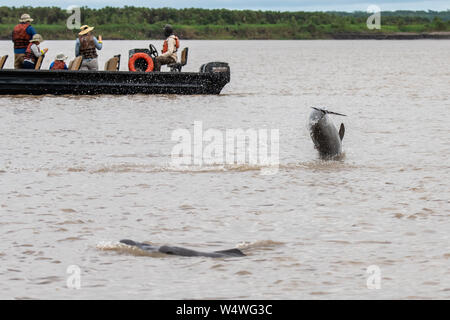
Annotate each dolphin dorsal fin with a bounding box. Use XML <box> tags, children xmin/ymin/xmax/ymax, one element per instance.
<box><xmin>339</xmin><ymin>123</ymin><xmax>345</xmax><ymax>141</ymax></box>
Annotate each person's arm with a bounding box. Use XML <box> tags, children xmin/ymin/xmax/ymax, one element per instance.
<box><xmin>32</xmin><ymin>44</ymin><xmax>47</xmax><ymax>58</ymax></box>
<box><xmin>93</xmin><ymin>37</ymin><xmax>102</xmax><ymax>50</ymax></box>
<box><xmin>75</xmin><ymin>38</ymin><xmax>80</xmax><ymax>57</ymax></box>
<box><xmin>49</xmin><ymin>62</ymin><xmax>54</xmax><ymax>70</ymax></box>
<box><xmin>31</xmin><ymin>44</ymin><xmax>42</xmax><ymax>57</ymax></box>
<box><xmin>26</xmin><ymin>25</ymin><xmax>37</xmax><ymax>37</ymax></box>
<box><xmin>160</xmin><ymin>37</ymin><xmax>175</xmax><ymax>58</ymax></box>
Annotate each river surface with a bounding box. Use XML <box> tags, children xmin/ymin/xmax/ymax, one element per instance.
<box><xmin>0</xmin><ymin>40</ymin><xmax>449</xmax><ymax>299</ymax></box>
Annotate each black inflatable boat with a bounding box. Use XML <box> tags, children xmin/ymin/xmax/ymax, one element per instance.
<box><xmin>0</xmin><ymin>61</ymin><xmax>230</xmax><ymax>95</ymax></box>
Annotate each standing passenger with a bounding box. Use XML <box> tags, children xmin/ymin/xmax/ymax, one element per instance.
<box><xmin>75</xmin><ymin>25</ymin><xmax>103</xmax><ymax>70</ymax></box>
<box><xmin>12</xmin><ymin>14</ymin><xmax>37</xmax><ymax>69</ymax></box>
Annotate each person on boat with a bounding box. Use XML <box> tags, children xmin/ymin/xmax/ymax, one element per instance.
<box><xmin>154</xmin><ymin>24</ymin><xmax>179</xmax><ymax>71</ymax></box>
<box><xmin>75</xmin><ymin>25</ymin><xmax>102</xmax><ymax>70</ymax></box>
<box><xmin>49</xmin><ymin>53</ymin><xmax>68</xmax><ymax>70</ymax></box>
<box><xmin>22</xmin><ymin>34</ymin><xmax>48</xmax><ymax>69</ymax></box>
<box><xmin>12</xmin><ymin>13</ymin><xmax>37</xmax><ymax>69</ymax></box>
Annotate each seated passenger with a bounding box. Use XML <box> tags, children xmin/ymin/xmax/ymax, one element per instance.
<box><xmin>49</xmin><ymin>53</ymin><xmax>68</xmax><ymax>70</ymax></box>
<box><xmin>154</xmin><ymin>24</ymin><xmax>179</xmax><ymax>72</ymax></box>
<box><xmin>22</xmin><ymin>34</ymin><xmax>48</xmax><ymax>69</ymax></box>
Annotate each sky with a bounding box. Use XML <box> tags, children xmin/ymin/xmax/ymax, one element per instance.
<box><xmin>3</xmin><ymin>0</ymin><xmax>449</xmax><ymax>11</ymax></box>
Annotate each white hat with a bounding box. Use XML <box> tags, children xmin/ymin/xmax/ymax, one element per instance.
<box><xmin>56</xmin><ymin>53</ymin><xmax>68</xmax><ymax>61</ymax></box>
<box><xmin>30</xmin><ymin>34</ymin><xmax>43</xmax><ymax>43</ymax></box>
<box><xmin>20</xmin><ymin>14</ymin><xmax>34</xmax><ymax>23</ymax></box>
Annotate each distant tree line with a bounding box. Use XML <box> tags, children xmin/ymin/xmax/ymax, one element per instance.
<box><xmin>0</xmin><ymin>6</ymin><xmax>449</xmax><ymax>40</ymax></box>
<box><xmin>1</xmin><ymin>6</ymin><xmax>449</xmax><ymax>25</ymax></box>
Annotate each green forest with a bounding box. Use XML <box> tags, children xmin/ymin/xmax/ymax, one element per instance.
<box><xmin>1</xmin><ymin>6</ymin><xmax>449</xmax><ymax>40</ymax></box>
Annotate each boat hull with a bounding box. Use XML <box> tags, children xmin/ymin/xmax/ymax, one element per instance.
<box><xmin>0</xmin><ymin>63</ymin><xmax>230</xmax><ymax>95</ymax></box>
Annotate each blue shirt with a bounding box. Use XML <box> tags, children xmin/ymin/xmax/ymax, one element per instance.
<box><xmin>13</xmin><ymin>24</ymin><xmax>37</xmax><ymax>54</ymax></box>
<box><xmin>75</xmin><ymin>36</ymin><xmax>102</xmax><ymax>59</ymax></box>
<box><xmin>49</xmin><ymin>62</ymin><xmax>68</xmax><ymax>70</ymax></box>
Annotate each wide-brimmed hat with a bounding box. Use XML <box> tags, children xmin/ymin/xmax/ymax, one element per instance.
<box><xmin>30</xmin><ymin>34</ymin><xmax>43</xmax><ymax>43</ymax></box>
<box><xmin>79</xmin><ymin>25</ymin><xmax>94</xmax><ymax>36</ymax></box>
<box><xmin>56</xmin><ymin>53</ymin><xmax>68</xmax><ymax>61</ymax></box>
<box><xmin>20</xmin><ymin>13</ymin><xmax>34</xmax><ymax>23</ymax></box>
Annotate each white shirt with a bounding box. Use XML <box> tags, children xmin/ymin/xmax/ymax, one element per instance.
<box><xmin>160</xmin><ymin>35</ymin><xmax>178</xmax><ymax>61</ymax></box>
<box><xmin>23</xmin><ymin>43</ymin><xmax>43</xmax><ymax>63</ymax></box>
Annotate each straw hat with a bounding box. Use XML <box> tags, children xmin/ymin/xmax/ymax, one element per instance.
<box><xmin>19</xmin><ymin>13</ymin><xmax>34</xmax><ymax>23</ymax></box>
<box><xmin>79</xmin><ymin>25</ymin><xmax>95</xmax><ymax>36</ymax></box>
<box><xmin>30</xmin><ymin>34</ymin><xmax>43</xmax><ymax>43</ymax></box>
<box><xmin>56</xmin><ymin>53</ymin><xmax>68</xmax><ymax>61</ymax></box>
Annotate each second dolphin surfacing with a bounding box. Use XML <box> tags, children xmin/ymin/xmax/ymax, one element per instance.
<box><xmin>308</xmin><ymin>107</ymin><xmax>346</xmax><ymax>159</ymax></box>
<box><xmin>120</xmin><ymin>239</ymin><xmax>246</xmax><ymax>258</ymax></box>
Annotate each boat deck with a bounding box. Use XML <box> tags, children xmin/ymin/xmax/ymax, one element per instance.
<box><xmin>0</xmin><ymin>64</ymin><xmax>230</xmax><ymax>95</ymax></box>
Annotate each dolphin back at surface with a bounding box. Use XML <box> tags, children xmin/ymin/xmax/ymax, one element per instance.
<box><xmin>308</xmin><ymin>107</ymin><xmax>346</xmax><ymax>159</ymax></box>
<box><xmin>120</xmin><ymin>239</ymin><xmax>246</xmax><ymax>258</ymax></box>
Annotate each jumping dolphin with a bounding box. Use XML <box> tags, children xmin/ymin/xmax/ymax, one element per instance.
<box><xmin>120</xmin><ymin>239</ymin><xmax>246</xmax><ymax>258</ymax></box>
<box><xmin>308</xmin><ymin>107</ymin><xmax>346</xmax><ymax>159</ymax></box>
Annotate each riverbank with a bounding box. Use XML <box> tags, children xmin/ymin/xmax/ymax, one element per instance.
<box><xmin>331</xmin><ymin>31</ymin><xmax>450</xmax><ymax>39</ymax></box>
<box><xmin>1</xmin><ymin>6</ymin><xmax>449</xmax><ymax>40</ymax></box>
<box><xmin>1</xmin><ymin>23</ymin><xmax>450</xmax><ymax>40</ymax></box>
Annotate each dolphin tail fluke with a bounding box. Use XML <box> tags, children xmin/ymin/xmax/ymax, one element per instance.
<box><xmin>214</xmin><ymin>248</ymin><xmax>246</xmax><ymax>257</ymax></box>
<box><xmin>339</xmin><ymin>123</ymin><xmax>345</xmax><ymax>140</ymax></box>
<box><xmin>311</xmin><ymin>107</ymin><xmax>347</xmax><ymax>117</ymax></box>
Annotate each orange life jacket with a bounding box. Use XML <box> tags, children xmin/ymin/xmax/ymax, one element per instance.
<box><xmin>24</xmin><ymin>43</ymin><xmax>39</xmax><ymax>64</ymax></box>
<box><xmin>12</xmin><ymin>23</ymin><xmax>31</xmax><ymax>49</ymax></box>
<box><xmin>162</xmin><ymin>35</ymin><xmax>179</xmax><ymax>54</ymax></box>
<box><xmin>51</xmin><ymin>60</ymin><xmax>66</xmax><ymax>70</ymax></box>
